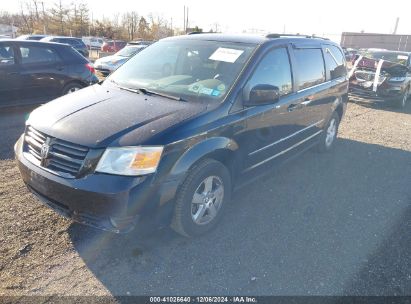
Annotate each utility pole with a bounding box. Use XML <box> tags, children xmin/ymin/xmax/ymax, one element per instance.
<box><xmin>183</xmin><ymin>6</ymin><xmax>186</xmax><ymax>33</ymax></box>
<box><xmin>186</xmin><ymin>7</ymin><xmax>189</xmax><ymax>33</ymax></box>
<box><xmin>393</xmin><ymin>17</ymin><xmax>399</xmax><ymax>34</ymax></box>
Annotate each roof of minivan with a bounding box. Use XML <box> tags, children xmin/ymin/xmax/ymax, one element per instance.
<box><xmin>162</xmin><ymin>33</ymin><xmax>337</xmax><ymax>46</ymax></box>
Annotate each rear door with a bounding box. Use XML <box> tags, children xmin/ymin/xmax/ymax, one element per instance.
<box><xmin>287</xmin><ymin>45</ymin><xmax>333</xmax><ymax>137</ymax></box>
<box><xmin>0</xmin><ymin>42</ymin><xmax>21</xmax><ymax>106</ymax></box>
<box><xmin>17</xmin><ymin>44</ymin><xmax>64</xmax><ymax>100</ymax></box>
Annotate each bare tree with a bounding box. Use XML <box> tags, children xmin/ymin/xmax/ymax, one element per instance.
<box><xmin>122</xmin><ymin>11</ymin><xmax>139</xmax><ymax>40</ymax></box>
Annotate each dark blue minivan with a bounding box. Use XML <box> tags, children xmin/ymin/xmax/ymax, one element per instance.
<box><xmin>15</xmin><ymin>33</ymin><xmax>349</xmax><ymax>237</ymax></box>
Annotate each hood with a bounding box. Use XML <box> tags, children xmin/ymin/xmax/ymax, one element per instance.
<box><xmin>95</xmin><ymin>55</ymin><xmax>126</xmax><ymax>65</ymax></box>
<box><xmin>27</xmin><ymin>84</ymin><xmax>207</xmax><ymax>148</ymax></box>
<box><xmin>356</xmin><ymin>56</ymin><xmax>409</xmax><ymax>76</ymax></box>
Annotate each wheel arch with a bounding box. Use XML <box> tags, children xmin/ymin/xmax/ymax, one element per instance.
<box><xmin>169</xmin><ymin>136</ymin><xmax>239</xmax><ymax>185</ymax></box>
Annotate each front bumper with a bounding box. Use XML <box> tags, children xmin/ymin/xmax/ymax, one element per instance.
<box><xmin>15</xmin><ymin>135</ymin><xmax>179</xmax><ymax>233</ymax></box>
<box><xmin>349</xmin><ymin>82</ymin><xmax>405</xmax><ymax>103</ymax></box>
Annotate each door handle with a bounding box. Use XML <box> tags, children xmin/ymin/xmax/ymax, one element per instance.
<box><xmin>287</xmin><ymin>104</ymin><xmax>299</xmax><ymax>112</ymax></box>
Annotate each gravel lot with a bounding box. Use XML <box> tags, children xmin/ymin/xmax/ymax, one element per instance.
<box><xmin>0</xmin><ymin>100</ymin><xmax>410</xmax><ymax>297</ymax></box>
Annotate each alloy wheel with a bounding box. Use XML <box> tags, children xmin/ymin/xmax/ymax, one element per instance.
<box><xmin>191</xmin><ymin>176</ymin><xmax>224</xmax><ymax>225</ymax></box>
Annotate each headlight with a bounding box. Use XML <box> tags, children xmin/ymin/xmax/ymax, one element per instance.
<box><xmin>388</xmin><ymin>77</ymin><xmax>406</xmax><ymax>82</ymax></box>
<box><xmin>96</xmin><ymin>146</ymin><xmax>163</xmax><ymax>176</ymax></box>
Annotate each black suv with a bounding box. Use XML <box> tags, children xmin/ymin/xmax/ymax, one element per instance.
<box><xmin>0</xmin><ymin>40</ymin><xmax>98</xmax><ymax>107</ymax></box>
<box><xmin>15</xmin><ymin>34</ymin><xmax>348</xmax><ymax>237</ymax></box>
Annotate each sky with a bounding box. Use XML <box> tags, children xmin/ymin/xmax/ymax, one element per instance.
<box><xmin>3</xmin><ymin>0</ymin><xmax>411</xmax><ymax>42</ymax></box>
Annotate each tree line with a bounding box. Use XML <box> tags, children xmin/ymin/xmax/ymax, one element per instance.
<box><xmin>0</xmin><ymin>0</ymin><xmax>176</xmax><ymax>40</ymax></box>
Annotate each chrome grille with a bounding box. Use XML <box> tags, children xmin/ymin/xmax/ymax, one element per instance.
<box><xmin>24</xmin><ymin>126</ymin><xmax>89</xmax><ymax>177</ymax></box>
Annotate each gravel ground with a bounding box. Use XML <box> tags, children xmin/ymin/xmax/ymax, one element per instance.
<box><xmin>0</xmin><ymin>100</ymin><xmax>410</xmax><ymax>298</ymax></box>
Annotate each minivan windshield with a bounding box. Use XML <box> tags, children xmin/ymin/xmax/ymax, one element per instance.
<box><xmin>107</xmin><ymin>39</ymin><xmax>256</xmax><ymax>102</ymax></box>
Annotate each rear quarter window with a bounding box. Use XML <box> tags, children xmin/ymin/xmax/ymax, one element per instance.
<box><xmin>294</xmin><ymin>48</ymin><xmax>326</xmax><ymax>90</ymax></box>
<box><xmin>19</xmin><ymin>45</ymin><xmax>59</xmax><ymax>64</ymax></box>
<box><xmin>324</xmin><ymin>45</ymin><xmax>347</xmax><ymax>80</ymax></box>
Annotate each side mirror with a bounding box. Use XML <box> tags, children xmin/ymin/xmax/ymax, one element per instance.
<box><xmin>243</xmin><ymin>84</ymin><xmax>280</xmax><ymax>106</ymax></box>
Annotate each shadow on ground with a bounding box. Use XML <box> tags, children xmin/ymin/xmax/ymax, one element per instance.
<box><xmin>69</xmin><ymin>138</ymin><xmax>411</xmax><ymax>296</ymax></box>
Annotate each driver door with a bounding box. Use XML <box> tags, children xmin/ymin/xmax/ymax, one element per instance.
<box><xmin>237</xmin><ymin>46</ymin><xmax>309</xmax><ymax>172</ymax></box>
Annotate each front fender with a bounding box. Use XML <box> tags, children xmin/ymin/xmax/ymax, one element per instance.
<box><xmin>169</xmin><ymin>136</ymin><xmax>239</xmax><ymax>180</ymax></box>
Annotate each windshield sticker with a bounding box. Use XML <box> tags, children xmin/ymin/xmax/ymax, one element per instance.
<box><xmin>398</xmin><ymin>55</ymin><xmax>408</xmax><ymax>60</ymax></box>
<box><xmin>199</xmin><ymin>87</ymin><xmax>214</xmax><ymax>95</ymax></box>
<box><xmin>189</xmin><ymin>84</ymin><xmax>203</xmax><ymax>93</ymax></box>
<box><xmin>211</xmin><ymin>90</ymin><xmax>221</xmax><ymax>97</ymax></box>
<box><xmin>209</xmin><ymin>48</ymin><xmax>244</xmax><ymax>63</ymax></box>
<box><xmin>217</xmin><ymin>84</ymin><xmax>226</xmax><ymax>91</ymax></box>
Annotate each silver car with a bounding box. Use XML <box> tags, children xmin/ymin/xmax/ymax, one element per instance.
<box><xmin>94</xmin><ymin>45</ymin><xmax>147</xmax><ymax>76</ymax></box>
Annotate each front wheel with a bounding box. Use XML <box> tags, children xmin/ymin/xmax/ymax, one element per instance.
<box><xmin>62</xmin><ymin>83</ymin><xmax>84</xmax><ymax>95</ymax></box>
<box><xmin>317</xmin><ymin>112</ymin><xmax>340</xmax><ymax>153</ymax></box>
<box><xmin>171</xmin><ymin>159</ymin><xmax>231</xmax><ymax>237</ymax></box>
<box><xmin>396</xmin><ymin>90</ymin><xmax>409</xmax><ymax>109</ymax></box>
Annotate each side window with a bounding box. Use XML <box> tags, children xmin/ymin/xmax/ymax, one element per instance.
<box><xmin>294</xmin><ymin>48</ymin><xmax>325</xmax><ymax>90</ymax></box>
<box><xmin>247</xmin><ymin>48</ymin><xmax>293</xmax><ymax>96</ymax></box>
<box><xmin>19</xmin><ymin>46</ymin><xmax>59</xmax><ymax>64</ymax></box>
<box><xmin>324</xmin><ymin>45</ymin><xmax>347</xmax><ymax>80</ymax></box>
<box><xmin>0</xmin><ymin>45</ymin><xmax>14</xmax><ymax>66</ymax></box>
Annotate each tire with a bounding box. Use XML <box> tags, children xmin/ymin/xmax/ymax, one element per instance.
<box><xmin>171</xmin><ymin>159</ymin><xmax>231</xmax><ymax>237</ymax></box>
<box><xmin>396</xmin><ymin>90</ymin><xmax>409</xmax><ymax>109</ymax></box>
<box><xmin>62</xmin><ymin>83</ymin><xmax>84</xmax><ymax>95</ymax></box>
<box><xmin>317</xmin><ymin>112</ymin><xmax>340</xmax><ymax>153</ymax></box>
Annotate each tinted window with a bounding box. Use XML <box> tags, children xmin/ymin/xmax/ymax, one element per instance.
<box><xmin>20</xmin><ymin>46</ymin><xmax>59</xmax><ymax>64</ymax></box>
<box><xmin>325</xmin><ymin>45</ymin><xmax>346</xmax><ymax>79</ymax></box>
<box><xmin>294</xmin><ymin>48</ymin><xmax>325</xmax><ymax>90</ymax></box>
<box><xmin>59</xmin><ymin>38</ymin><xmax>79</xmax><ymax>47</ymax></box>
<box><xmin>0</xmin><ymin>45</ymin><xmax>14</xmax><ymax>66</ymax></box>
<box><xmin>247</xmin><ymin>48</ymin><xmax>293</xmax><ymax>96</ymax></box>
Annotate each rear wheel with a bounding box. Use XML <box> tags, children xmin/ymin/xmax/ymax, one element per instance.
<box><xmin>62</xmin><ymin>83</ymin><xmax>84</xmax><ymax>95</ymax></box>
<box><xmin>171</xmin><ymin>159</ymin><xmax>231</xmax><ymax>237</ymax></box>
<box><xmin>317</xmin><ymin>112</ymin><xmax>340</xmax><ymax>153</ymax></box>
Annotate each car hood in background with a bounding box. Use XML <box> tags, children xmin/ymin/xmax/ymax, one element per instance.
<box><xmin>27</xmin><ymin>84</ymin><xmax>207</xmax><ymax>148</ymax></box>
<box><xmin>95</xmin><ymin>55</ymin><xmax>127</xmax><ymax>66</ymax></box>
<box><xmin>355</xmin><ymin>57</ymin><xmax>409</xmax><ymax>77</ymax></box>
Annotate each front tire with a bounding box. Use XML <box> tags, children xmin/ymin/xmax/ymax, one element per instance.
<box><xmin>62</xmin><ymin>83</ymin><xmax>84</xmax><ymax>95</ymax></box>
<box><xmin>317</xmin><ymin>112</ymin><xmax>340</xmax><ymax>153</ymax></box>
<box><xmin>396</xmin><ymin>90</ymin><xmax>409</xmax><ymax>109</ymax></box>
<box><xmin>171</xmin><ymin>159</ymin><xmax>231</xmax><ymax>237</ymax></box>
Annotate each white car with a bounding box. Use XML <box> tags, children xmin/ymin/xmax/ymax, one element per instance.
<box><xmin>82</xmin><ymin>36</ymin><xmax>104</xmax><ymax>50</ymax></box>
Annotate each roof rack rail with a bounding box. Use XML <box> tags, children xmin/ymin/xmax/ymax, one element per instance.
<box><xmin>265</xmin><ymin>33</ymin><xmax>329</xmax><ymax>40</ymax></box>
<box><xmin>187</xmin><ymin>31</ymin><xmax>218</xmax><ymax>35</ymax></box>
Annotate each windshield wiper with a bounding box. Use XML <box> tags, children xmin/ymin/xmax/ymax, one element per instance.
<box><xmin>111</xmin><ymin>80</ymin><xmax>186</xmax><ymax>101</ymax></box>
<box><xmin>137</xmin><ymin>88</ymin><xmax>187</xmax><ymax>102</ymax></box>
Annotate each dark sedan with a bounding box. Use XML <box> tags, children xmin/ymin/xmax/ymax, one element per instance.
<box><xmin>349</xmin><ymin>50</ymin><xmax>411</xmax><ymax>108</ymax></box>
<box><xmin>40</xmin><ymin>36</ymin><xmax>89</xmax><ymax>58</ymax></box>
<box><xmin>0</xmin><ymin>40</ymin><xmax>98</xmax><ymax>108</ymax></box>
